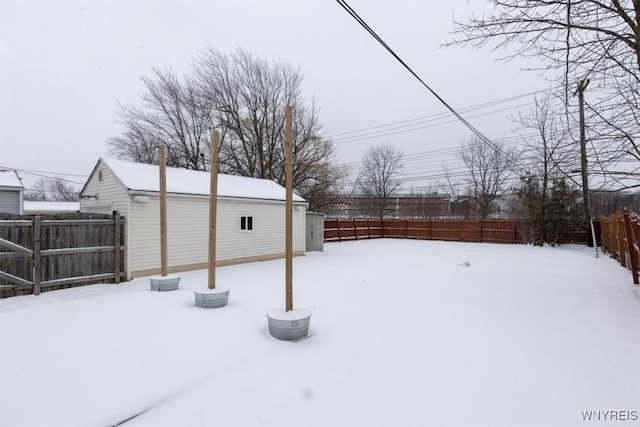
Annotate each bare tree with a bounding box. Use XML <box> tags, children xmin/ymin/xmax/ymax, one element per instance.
<box><xmin>582</xmin><ymin>82</ymin><xmax>640</xmax><ymax>188</ymax></box>
<box><xmin>511</xmin><ymin>95</ymin><xmax>586</xmax><ymax>242</ymax></box>
<box><xmin>193</xmin><ymin>47</ymin><xmax>344</xmax><ymax>209</ymax></box>
<box><xmin>108</xmin><ymin>67</ymin><xmax>214</xmax><ymax>170</ymax></box>
<box><xmin>446</xmin><ymin>1</ymin><xmax>639</xmax><ymax>73</ymax></box>
<box><xmin>515</xmin><ymin>94</ymin><xmax>577</xmax><ymax>204</ymax></box>
<box><xmin>358</xmin><ymin>143</ymin><xmax>403</xmax><ymax>219</ymax></box>
<box><xmin>23</xmin><ymin>179</ymin><xmax>48</xmax><ymax>201</ymax></box>
<box><xmin>108</xmin><ymin>47</ymin><xmax>344</xmax><ymax>209</ymax></box>
<box><xmin>24</xmin><ymin>177</ymin><xmax>79</xmax><ymax>202</ymax></box>
<box><xmin>445</xmin><ymin>0</ymin><xmax>640</xmax><ymax>188</ymax></box>
<box><xmin>107</xmin><ymin>127</ymin><xmax>159</xmax><ymax>165</ymax></box>
<box><xmin>458</xmin><ymin>138</ymin><xmax>516</xmax><ymax>219</ymax></box>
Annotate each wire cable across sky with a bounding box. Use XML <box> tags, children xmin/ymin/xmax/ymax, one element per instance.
<box><xmin>336</xmin><ymin>0</ymin><xmax>503</xmax><ymax>152</ymax></box>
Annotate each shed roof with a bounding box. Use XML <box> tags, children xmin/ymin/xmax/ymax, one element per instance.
<box><xmin>100</xmin><ymin>159</ymin><xmax>305</xmax><ymax>203</ymax></box>
<box><xmin>0</xmin><ymin>170</ymin><xmax>24</xmax><ymax>189</ymax></box>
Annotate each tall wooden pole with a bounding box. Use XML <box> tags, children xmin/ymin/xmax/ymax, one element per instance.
<box><xmin>159</xmin><ymin>144</ymin><xmax>168</xmax><ymax>277</ymax></box>
<box><xmin>208</xmin><ymin>131</ymin><xmax>220</xmax><ymax>290</ymax></box>
<box><xmin>285</xmin><ymin>105</ymin><xmax>293</xmax><ymax>312</ymax></box>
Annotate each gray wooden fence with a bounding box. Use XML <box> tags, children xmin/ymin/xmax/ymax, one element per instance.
<box><xmin>0</xmin><ymin>212</ymin><xmax>125</xmax><ymax>298</ymax></box>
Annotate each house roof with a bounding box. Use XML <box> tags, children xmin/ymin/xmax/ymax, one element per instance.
<box><xmin>23</xmin><ymin>201</ymin><xmax>79</xmax><ymax>213</ymax></box>
<box><xmin>96</xmin><ymin>158</ymin><xmax>305</xmax><ymax>203</ymax></box>
<box><xmin>0</xmin><ymin>170</ymin><xmax>24</xmax><ymax>190</ymax></box>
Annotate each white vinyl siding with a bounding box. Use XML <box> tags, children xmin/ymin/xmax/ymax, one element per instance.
<box><xmin>0</xmin><ymin>190</ymin><xmax>22</xmax><ymax>214</ymax></box>
<box><xmin>127</xmin><ymin>194</ymin><xmax>305</xmax><ymax>275</ymax></box>
<box><xmin>80</xmin><ymin>162</ymin><xmax>129</xmax><ymax>215</ymax></box>
<box><xmin>80</xmin><ymin>158</ymin><xmax>307</xmax><ymax>279</ymax></box>
<box><xmin>217</xmin><ymin>200</ymin><xmax>304</xmax><ymax>261</ymax></box>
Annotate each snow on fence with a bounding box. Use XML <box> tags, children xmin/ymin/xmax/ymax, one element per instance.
<box><xmin>0</xmin><ymin>212</ymin><xmax>126</xmax><ymax>298</ymax></box>
<box><xmin>324</xmin><ymin>218</ymin><xmax>588</xmax><ymax>245</ymax></box>
<box><xmin>598</xmin><ymin>211</ymin><xmax>640</xmax><ymax>285</ymax></box>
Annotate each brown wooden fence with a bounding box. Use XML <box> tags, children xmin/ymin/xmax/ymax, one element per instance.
<box><xmin>324</xmin><ymin>218</ymin><xmax>588</xmax><ymax>245</ymax></box>
<box><xmin>598</xmin><ymin>212</ymin><xmax>640</xmax><ymax>285</ymax></box>
<box><xmin>0</xmin><ymin>212</ymin><xmax>126</xmax><ymax>298</ymax></box>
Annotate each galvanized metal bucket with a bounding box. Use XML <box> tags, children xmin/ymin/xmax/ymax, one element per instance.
<box><xmin>267</xmin><ymin>308</ymin><xmax>311</xmax><ymax>341</ymax></box>
<box><xmin>194</xmin><ymin>287</ymin><xmax>230</xmax><ymax>309</ymax></box>
<box><xmin>149</xmin><ymin>274</ymin><xmax>180</xmax><ymax>291</ymax></box>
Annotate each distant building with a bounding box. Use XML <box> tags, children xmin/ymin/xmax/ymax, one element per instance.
<box><xmin>0</xmin><ymin>169</ymin><xmax>24</xmax><ymax>215</ymax></box>
<box><xmin>590</xmin><ymin>189</ymin><xmax>640</xmax><ymax>216</ymax></box>
<box><xmin>320</xmin><ymin>192</ymin><xmax>450</xmax><ymax>219</ymax></box>
<box><xmin>449</xmin><ymin>196</ymin><xmax>473</xmax><ymax>220</ymax></box>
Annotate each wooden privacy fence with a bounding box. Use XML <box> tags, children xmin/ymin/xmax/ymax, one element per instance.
<box><xmin>598</xmin><ymin>212</ymin><xmax>640</xmax><ymax>285</ymax></box>
<box><xmin>324</xmin><ymin>218</ymin><xmax>588</xmax><ymax>245</ymax></box>
<box><xmin>0</xmin><ymin>212</ymin><xmax>126</xmax><ymax>298</ymax></box>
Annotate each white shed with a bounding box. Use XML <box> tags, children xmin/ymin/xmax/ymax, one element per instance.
<box><xmin>79</xmin><ymin>158</ymin><xmax>307</xmax><ymax>279</ymax></box>
<box><xmin>0</xmin><ymin>170</ymin><xmax>24</xmax><ymax>215</ymax></box>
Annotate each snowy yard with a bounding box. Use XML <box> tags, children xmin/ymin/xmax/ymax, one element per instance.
<box><xmin>1</xmin><ymin>239</ymin><xmax>639</xmax><ymax>426</ymax></box>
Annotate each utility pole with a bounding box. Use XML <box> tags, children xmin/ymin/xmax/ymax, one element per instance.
<box><xmin>576</xmin><ymin>79</ymin><xmax>597</xmax><ymax>253</ymax></box>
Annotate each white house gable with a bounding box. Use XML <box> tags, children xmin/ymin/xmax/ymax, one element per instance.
<box><xmin>80</xmin><ymin>160</ymin><xmax>129</xmax><ymax>215</ymax></box>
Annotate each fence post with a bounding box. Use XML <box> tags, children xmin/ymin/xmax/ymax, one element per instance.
<box><xmin>33</xmin><ymin>216</ymin><xmax>41</xmax><ymax>296</ymax></box>
<box><xmin>613</xmin><ymin>213</ymin><xmax>619</xmax><ymax>262</ymax></box>
<box><xmin>479</xmin><ymin>220</ymin><xmax>483</xmax><ymax>243</ymax></box>
<box><xmin>617</xmin><ymin>214</ymin><xmax>626</xmax><ymax>267</ymax></box>
<box><xmin>597</xmin><ymin>215</ymin><xmax>605</xmax><ymax>254</ymax></box>
<box><xmin>405</xmin><ymin>219</ymin><xmax>408</xmax><ymax>238</ymax></box>
<box><xmin>367</xmin><ymin>219</ymin><xmax>371</xmax><ymax>239</ymax></box>
<box><xmin>623</xmin><ymin>212</ymin><xmax>639</xmax><ymax>284</ymax></box>
<box><xmin>336</xmin><ymin>219</ymin><xmax>342</xmax><ymax>242</ymax></box>
<box><xmin>631</xmin><ymin>215</ymin><xmax>640</xmax><ymax>286</ymax></box>
<box><xmin>353</xmin><ymin>218</ymin><xmax>358</xmax><ymax>240</ymax></box>
<box><xmin>607</xmin><ymin>215</ymin><xmax>613</xmax><ymax>257</ymax></box>
<box><xmin>114</xmin><ymin>212</ymin><xmax>121</xmax><ymax>284</ymax></box>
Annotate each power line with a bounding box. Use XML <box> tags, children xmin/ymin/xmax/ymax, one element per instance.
<box><xmin>327</xmin><ymin>89</ymin><xmax>548</xmax><ymax>139</ymax></box>
<box><xmin>332</xmin><ymin>102</ymin><xmax>535</xmax><ymax>144</ymax></box>
<box><xmin>0</xmin><ymin>167</ymin><xmax>86</xmax><ymax>186</ymax></box>
<box><xmin>336</xmin><ymin>0</ymin><xmax>504</xmax><ymax>153</ymax></box>
<box><xmin>337</xmin><ymin>146</ymin><xmax>460</xmax><ymax>168</ymax></box>
<box><xmin>337</xmin><ymin>131</ymin><xmax>538</xmax><ymax>169</ymax></box>
<box><xmin>0</xmin><ymin>164</ymin><xmax>89</xmax><ymax>179</ymax></box>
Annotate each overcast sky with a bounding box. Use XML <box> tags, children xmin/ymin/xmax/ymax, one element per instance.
<box><xmin>1</xmin><ymin>0</ymin><xmax>547</xmax><ymax>192</ymax></box>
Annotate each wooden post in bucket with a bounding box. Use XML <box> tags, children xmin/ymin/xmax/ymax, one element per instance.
<box><xmin>149</xmin><ymin>144</ymin><xmax>180</xmax><ymax>291</ymax></box>
<box><xmin>159</xmin><ymin>144</ymin><xmax>168</xmax><ymax>277</ymax></box>
<box><xmin>193</xmin><ymin>130</ymin><xmax>228</xmax><ymax>307</ymax></box>
<box><xmin>266</xmin><ymin>104</ymin><xmax>311</xmax><ymax>340</ymax></box>
<box><xmin>285</xmin><ymin>105</ymin><xmax>293</xmax><ymax>312</ymax></box>
<box><xmin>208</xmin><ymin>131</ymin><xmax>220</xmax><ymax>290</ymax></box>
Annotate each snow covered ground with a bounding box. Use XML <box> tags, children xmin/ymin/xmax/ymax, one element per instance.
<box><xmin>1</xmin><ymin>239</ymin><xmax>639</xmax><ymax>426</ymax></box>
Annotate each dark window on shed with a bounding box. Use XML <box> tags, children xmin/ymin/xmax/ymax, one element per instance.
<box><xmin>240</xmin><ymin>215</ymin><xmax>253</xmax><ymax>231</ymax></box>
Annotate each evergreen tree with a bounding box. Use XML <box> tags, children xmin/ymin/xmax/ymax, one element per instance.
<box><xmin>514</xmin><ymin>175</ymin><xmax>583</xmax><ymax>245</ymax></box>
